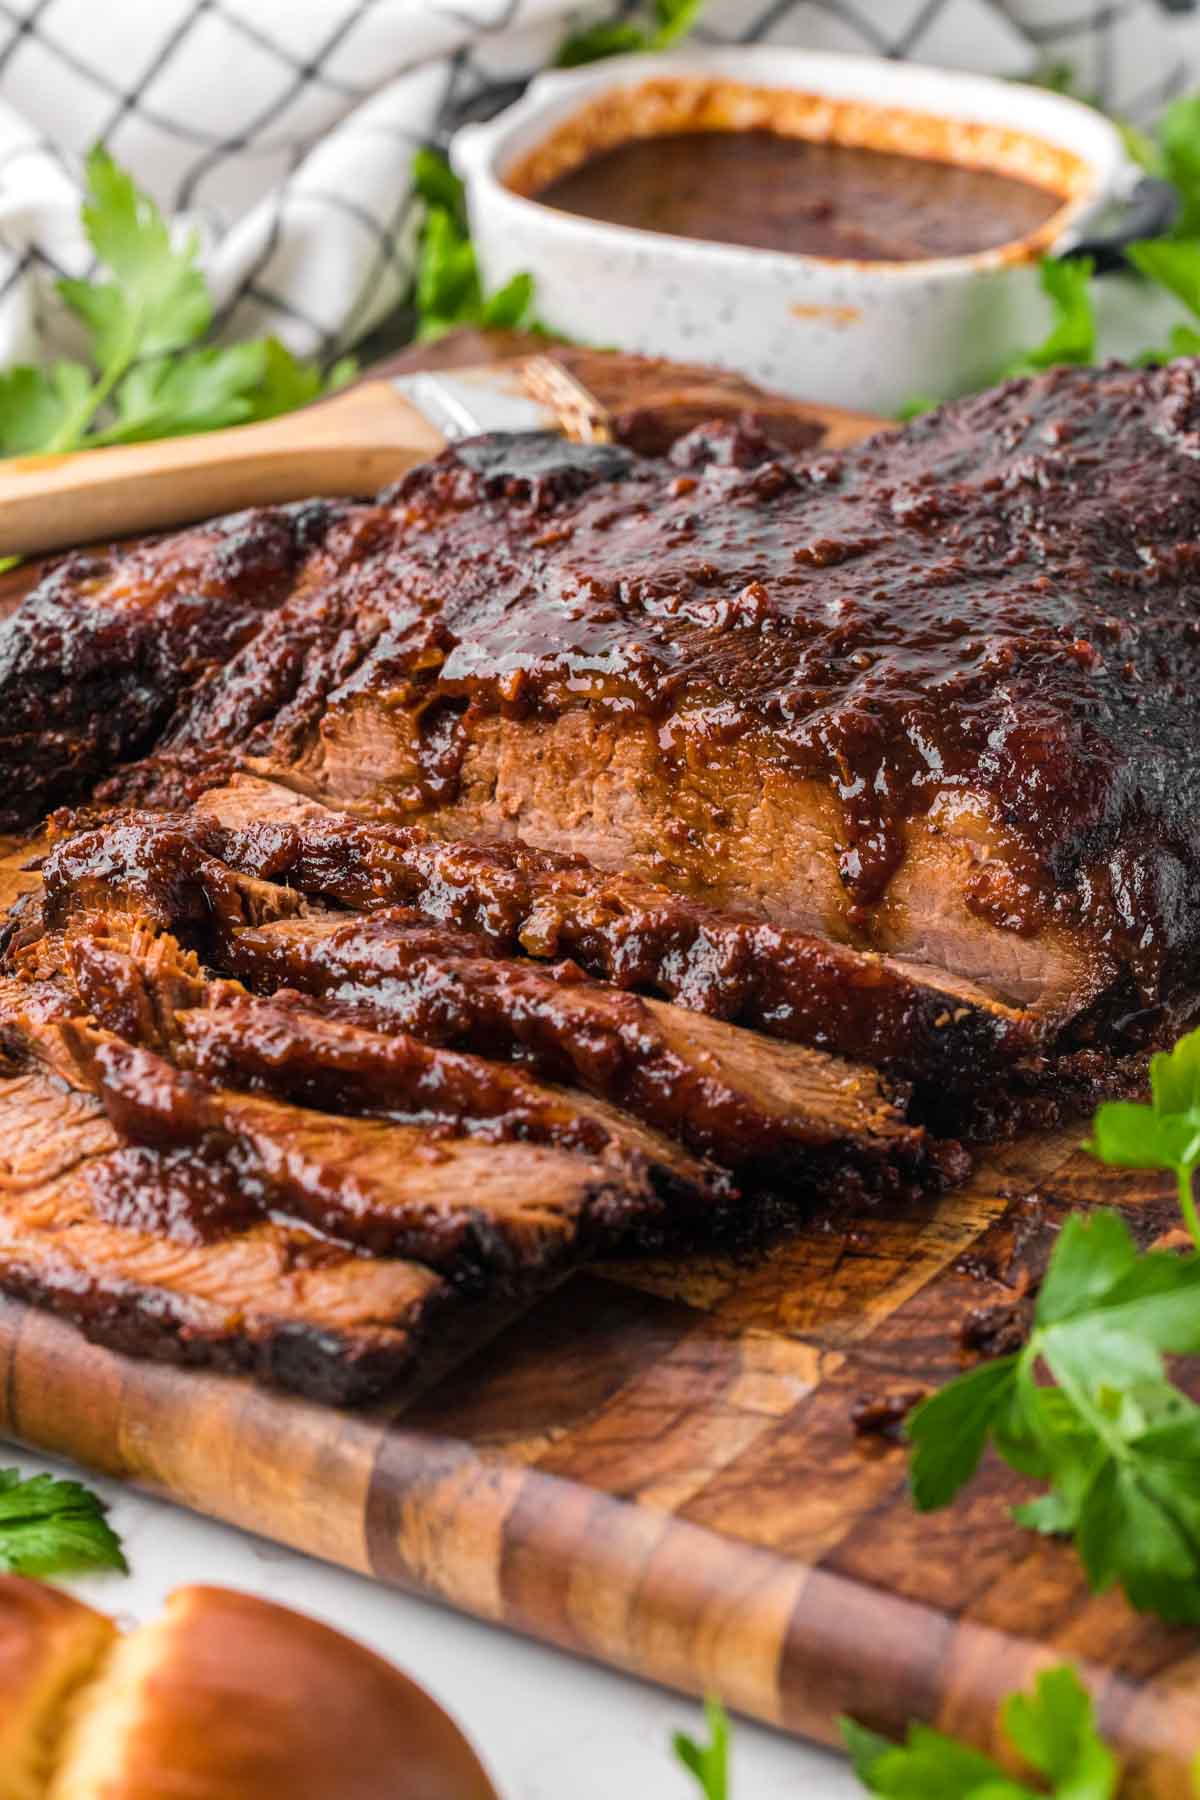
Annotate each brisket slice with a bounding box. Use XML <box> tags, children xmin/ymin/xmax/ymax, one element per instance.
<box><xmin>74</xmin><ymin>1034</ymin><xmax>711</xmax><ymax>1277</ymax></box>
<box><xmin>7</xmin><ymin>365</ymin><xmax>1199</xmax><ymax>1038</ymax></box>
<box><xmin>221</xmin><ymin>915</ymin><xmax>940</xmax><ymax>1186</ymax></box>
<box><xmin>34</xmin><ymin>815</ymin><xmax>948</xmax><ymax>1188</ymax></box>
<box><xmin>192</xmin><ymin>776</ymin><xmax>1031</xmax><ymax>1085</ymax></box>
<box><xmin>41</xmin><ymin>781</ymin><xmax>1033</xmax><ymax>1093</ymax></box>
<box><xmin>0</xmin><ymin>1066</ymin><xmax>453</xmax><ymax>1405</ymax></box>
<box><xmin>59</xmin><ymin>915</ymin><xmax>733</xmax><ymax>1213</ymax></box>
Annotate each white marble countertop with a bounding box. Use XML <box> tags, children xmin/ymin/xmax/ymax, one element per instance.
<box><xmin>5</xmin><ymin>1444</ymin><xmax>861</xmax><ymax>1799</ymax></box>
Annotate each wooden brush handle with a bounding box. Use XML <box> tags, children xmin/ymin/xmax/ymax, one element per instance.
<box><xmin>0</xmin><ymin>381</ymin><xmax>446</xmax><ymax>556</ymax></box>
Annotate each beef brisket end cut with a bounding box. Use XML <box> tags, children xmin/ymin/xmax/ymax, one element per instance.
<box><xmin>3</xmin><ymin>362</ymin><xmax>1199</xmax><ymax>1041</ymax></box>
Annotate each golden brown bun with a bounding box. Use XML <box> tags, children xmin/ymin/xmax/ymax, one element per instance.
<box><xmin>49</xmin><ymin>1584</ymin><xmax>499</xmax><ymax>1800</ymax></box>
<box><xmin>0</xmin><ymin>1577</ymin><xmax>115</xmax><ymax>1800</ymax></box>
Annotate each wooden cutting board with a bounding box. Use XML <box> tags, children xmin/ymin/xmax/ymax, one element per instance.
<box><xmin>1</xmin><ymin>1132</ymin><xmax>1198</xmax><ymax>1794</ymax></box>
<box><xmin>0</xmin><ymin>344</ymin><xmax>1196</xmax><ymax>1793</ymax></box>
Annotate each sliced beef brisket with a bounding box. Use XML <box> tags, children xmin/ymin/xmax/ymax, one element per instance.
<box><xmin>33</xmin><ymin>817</ymin><xmax>942</xmax><ymax>1189</ymax></box>
<box><xmin>0</xmin><ymin>1065</ymin><xmax>452</xmax><ymax>1405</ymax></box>
<box><xmin>193</xmin><ymin>776</ymin><xmax>1032</xmax><ymax>1086</ymax></box>
<box><xmin>0</xmin><ymin>921</ymin><xmax>725</xmax><ymax>1398</ymax></box>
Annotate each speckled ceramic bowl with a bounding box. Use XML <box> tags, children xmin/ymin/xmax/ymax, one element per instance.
<box><xmin>451</xmin><ymin>48</ymin><xmax>1134</xmax><ymax>414</ymax></box>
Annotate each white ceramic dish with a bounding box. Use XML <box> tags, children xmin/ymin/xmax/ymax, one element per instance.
<box><xmin>452</xmin><ymin>49</ymin><xmax>1135</xmax><ymax>414</ymax></box>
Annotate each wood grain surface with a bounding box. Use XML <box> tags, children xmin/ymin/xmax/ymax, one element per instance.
<box><xmin>2</xmin><ymin>1128</ymin><xmax>1199</xmax><ymax>1794</ymax></box>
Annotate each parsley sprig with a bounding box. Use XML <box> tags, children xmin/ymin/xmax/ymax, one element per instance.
<box><xmin>0</xmin><ymin>148</ymin><xmax>353</xmax><ymax>460</ymax></box>
<box><xmin>673</xmin><ymin>1696</ymin><xmax>729</xmax><ymax>1800</ymax></box>
<box><xmin>842</xmin><ymin>1664</ymin><xmax>1119</xmax><ymax>1799</ymax></box>
<box><xmin>908</xmin><ymin>1026</ymin><xmax>1200</xmax><ymax>1625</ymax></box>
<box><xmin>672</xmin><ymin>1669</ymin><xmax>1123</xmax><ymax>1798</ymax></box>
<box><xmin>0</xmin><ymin>1465</ymin><xmax>126</xmax><ymax>1576</ymax></box>
<box><xmin>556</xmin><ymin>0</ymin><xmax>707</xmax><ymax>68</ymax></box>
<box><xmin>409</xmin><ymin>149</ymin><xmax>542</xmax><ymax>343</ymax></box>
<box><xmin>1089</xmin><ymin>1028</ymin><xmax>1200</xmax><ymax>1244</ymax></box>
<box><xmin>910</xmin><ymin>1211</ymin><xmax>1200</xmax><ymax>1621</ymax></box>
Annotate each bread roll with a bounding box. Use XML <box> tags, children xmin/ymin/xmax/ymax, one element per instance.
<box><xmin>0</xmin><ymin>1575</ymin><xmax>498</xmax><ymax>1799</ymax></box>
<box><xmin>0</xmin><ymin>1578</ymin><xmax>115</xmax><ymax>1800</ymax></box>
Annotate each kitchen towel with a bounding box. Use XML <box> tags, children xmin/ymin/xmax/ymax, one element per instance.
<box><xmin>0</xmin><ymin>0</ymin><xmax>1196</xmax><ymax>370</ymax></box>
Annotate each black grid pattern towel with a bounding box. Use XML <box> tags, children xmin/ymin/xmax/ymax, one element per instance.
<box><xmin>0</xmin><ymin>0</ymin><xmax>1196</xmax><ymax>367</ymax></box>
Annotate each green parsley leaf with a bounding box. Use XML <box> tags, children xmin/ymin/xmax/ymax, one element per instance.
<box><xmin>415</xmin><ymin>202</ymin><xmax>483</xmax><ymax>333</ymax></box>
<box><xmin>1</xmin><ymin>147</ymin><xmax>349</xmax><ymax>461</ymax></box>
<box><xmin>244</xmin><ymin>337</ymin><xmax>357</xmax><ymax>422</ymax></box>
<box><xmin>96</xmin><ymin>341</ymin><xmax>269</xmax><ymax>445</ymax></box>
<box><xmin>557</xmin><ymin>0</ymin><xmax>706</xmax><ymax>65</ymax></box>
<box><xmin>842</xmin><ymin>1664</ymin><xmax>1118</xmax><ymax>1799</ymax></box>
<box><xmin>555</xmin><ymin>22</ymin><xmax>649</xmax><ymax>66</ymax></box>
<box><xmin>908</xmin><ymin>1199</ymin><xmax>1200</xmax><ymax>1622</ymax></box>
<box><xmin>1003</xmin><ymin>1664</ymin><xmax>1119</xmax><ymax>1797</ymax></box>
<box><xmin>409</xmin><ymin>148</ymin><xmax>542</xmax><ymax>342</ymax></box>
<box><xmin>1003</xmin><ymin>257</ymin><xmax>1095</xmax><ymax>378</ymax></box>
<box><xmin>1088</xmin><ymin>1023</ymin><xmax>1200</xmax><ymax>1245</ymax></box>
<box><xmin>0</xmin><ymin>1467</ymin><xmax>126</xmax><ymax>1577</ymax></box>
<box><xmin>1126</xmin><ymin>238</ymin><xmax>1200</xmax><ymax>319</ymax></box>
<box><xmin>480</xmin><ymin>271</ymin><xmax>537</xmax><ymax>330</ymax></box>
<box><xmin>0</xmin><ymin>362</ymin><xmax>92</xmax><ymax>456</ymax></box>
<box><xmin>1029</xmin><ymin>61</ymin><xmax>1081</xmax><ymax>99</ymax></box>
<box><xmin>908</xmin><ymin>1356</ymin><xmax>1018</xmax><ymax>1511</ymax></box>
<box><xmin>1118</xmin><ymin>117</ymin><xmax>1163</xmax><ymax>178</ymax></box>
<box><xmin>1158</xmin><ymin>96</ymin><xmax>1200</xmax><ymax>238</ymax></box>
<box><xmin>1161</xmin><ymin>323</ymin><xmax>1200</xmax><ymax>360</ymax></box>
<box><xmin>895</xmin><ymin>393</ymin><xmax>938</xmax><ymax>422</ymax></box>
<box><xmin>652</xmin><ymin>0</ymin><xmax>708</xmax><ymax>50</ymax></box>
<box><xmin>1007</xmin><ymin>1369</ymin><xmax>1109</xmax><ymax>1535</ymax></box>
<box><xmin>846</xmin><ymin>1722</ymin><xmax>1023</xmax><ymax>1797</ymax></box>
<box><xmin>672</xmin><ymin>1697</ymin><xmax>729</xmax><ymax>1800</ymax></box>
<box><xmin>411</xmin><ymin>145</ymin><xmax>470</xmax><ymax>224</ymax></box>
<box><xmin>842</xmin><ymin>1717</ymin><xmax>902</xmax><ymax>1786</ymax></box>
<box><xmin>64</xmin><ymin>146</ymin><xmax>211</xmax><ymax>363</ymax></box>
<box><xmin>1033</xmin><ymin>1208</ymin><xmax>1142</xmax><ymax>1323</ymax></box>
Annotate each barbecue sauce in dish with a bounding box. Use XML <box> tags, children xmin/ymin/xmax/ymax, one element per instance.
<box><xmin>531</xmin><ymin>130</ymin><xmax>1064</xmax><ymax>261</ymax></box>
